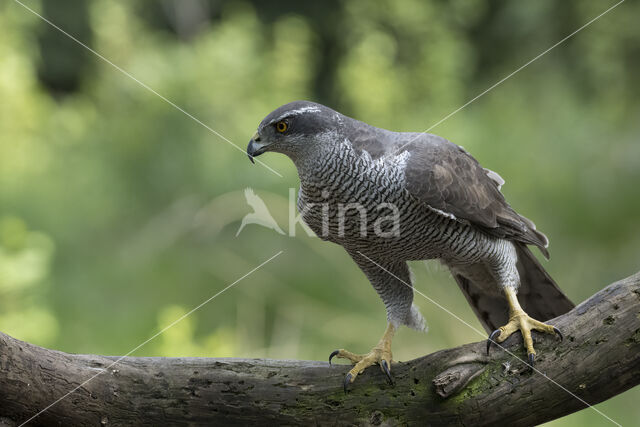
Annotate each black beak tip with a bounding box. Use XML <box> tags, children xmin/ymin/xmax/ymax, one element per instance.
<box><xmin>247</xmin><ymin>139</ymin><xmax>256</xmax><ymax>164</ymax></box>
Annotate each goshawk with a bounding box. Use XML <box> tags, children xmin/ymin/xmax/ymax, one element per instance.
<box><xmin>247</xmin><ymin>101</ymin><xmax>573</xmax><ymax>390</ymax></box>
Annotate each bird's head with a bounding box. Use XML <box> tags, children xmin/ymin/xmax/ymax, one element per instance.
<box><xmin>247</xmin><ymin>101</ymin><xmax>341</xmax><ymax>163</ymax></box>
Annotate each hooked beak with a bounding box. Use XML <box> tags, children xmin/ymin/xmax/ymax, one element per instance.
<box><xmin>247</xmin><ymin>131</ymin><xmax>267</xmax><ymax>164</ymax></box>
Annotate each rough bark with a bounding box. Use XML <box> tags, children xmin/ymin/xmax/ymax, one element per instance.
<box><xmin>1</xmin><ymin>273</ymin><xmax>639</xmax><ymax>426</ymax></box>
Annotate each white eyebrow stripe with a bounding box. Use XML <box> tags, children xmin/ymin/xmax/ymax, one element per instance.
<box><xmin>272</xmin><ymin>106</ymin><xmax>321</xmax><ymax>123</ymax></box>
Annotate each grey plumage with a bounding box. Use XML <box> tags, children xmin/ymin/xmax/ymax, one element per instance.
<box><xmin>248</xmin><ymin>100</ymin><xmax>574</xmax><ymax>335</ymax></box>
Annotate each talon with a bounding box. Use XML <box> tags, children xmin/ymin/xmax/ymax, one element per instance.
<box><xmin>343</xmin><ymin>373</ymin><xmax>352</xmax><ymax>394</ymax></box>
<box><xmin>528</xmin><ymin>353</ymin><xmax>535</xmax><ymax>370</ymax></box>
<box><xmin>494</xmin><ymin>288</ymin><xmax>566</xmax><ymax>366</ymax></box>
<box><xmin>487</xmin><ymin>329</ymin><xmax>501</xmax><ymax>355</ymax></box>
<box><xmin>333</xmin><ymin>324</ymin><xmax>395</xmax><ymax>391</ymax></box>
<box><xmin>329</xmin><ymin>350</ymin><xmax>340</xmax><ymax>366</ymax></box>
<box><xmin>553</xmin><ymin>327</ymin><xmax>563</xmax><ymax>341</ymax></box>
<box><xmin>381</xmin><ymin>360</ymin><xmax>394</xmax><ymax>385</ymax></box>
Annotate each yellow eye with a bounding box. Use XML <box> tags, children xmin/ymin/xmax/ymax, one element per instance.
<box><xmin>276</xmin><ymin>120</ymin><xmax>288</xmax><ymax>133</ymax></box>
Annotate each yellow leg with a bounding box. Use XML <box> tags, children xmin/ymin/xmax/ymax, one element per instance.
<box><xmin>329</xmin><ymin>323</ymin><xmax>396</xmax><ymax>392</ymax></box>
<box><xmin>487</xmin><ymin>286</ymin><xmax>563</xmax><ymax>367</ymax></box>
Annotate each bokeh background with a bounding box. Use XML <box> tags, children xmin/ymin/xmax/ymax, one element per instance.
<box><xmin>1</xmin><ymin>0</ymin><xmax>638</xmax><ymax>425</ymax></box>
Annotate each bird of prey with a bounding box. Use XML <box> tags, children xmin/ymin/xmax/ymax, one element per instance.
<box><xmin>236</xmin><ymin>187</ymin><xmax>285</xmax><ymax>236</ymax></box>
<box><xmin>247</xmin><ymin>101</ymin><xmax>574</xmax><ymax>391</ymax></box>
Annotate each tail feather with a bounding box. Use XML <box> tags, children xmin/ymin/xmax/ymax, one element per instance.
<box><xmin>514</xmin><ymin>244</ymin><xmax>574</xmax><ymax>322</ymax></box>
<box><xmin>450</xmin><ymin>243</ymin><xmax>574</xmax><ymax>333</ymax></box>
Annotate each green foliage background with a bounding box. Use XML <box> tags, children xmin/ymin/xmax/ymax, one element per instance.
<box><xmin>1</xmin><ymin>1</ymin><xmax>638</xmax><ymax>425</ymax></box>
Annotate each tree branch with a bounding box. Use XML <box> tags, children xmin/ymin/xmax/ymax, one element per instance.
<box><xmin>1</xmin><ymin>273</ymin><xmax>639</xmax><ymax>426</ymax></box>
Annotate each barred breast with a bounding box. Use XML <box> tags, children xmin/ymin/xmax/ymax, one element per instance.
<box><xmin>296</xmin><ymin>140</ymin><xmax>500</xmax><ymax>265</ymax></box>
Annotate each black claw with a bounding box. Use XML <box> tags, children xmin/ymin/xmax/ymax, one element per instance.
<box><xmin>553</xmin><ymin>327</ymin><xmax>563</xmax><ymax>341</ymax></box>
<box><xmin>528</xmin><ymin>353</ymin><xmax>535</xmax><ymax>370</ymax></box>
<box><xmin>343</xmin><ymin>373</ymin><xmax>352</xmax><ymax>394</ymax></box>
<box><xmin>487</xmin><ymin>329</ymin><xmax>501</xmax><ymax>355</ymax></box>
<box><xmin>329</xmin><ymin>350</ymin><xmax>340</xmax><ymax>366</ymax></box>
<box><xmin>381</xmin><ymin>360</ymin><xmax>394</xmax><ymax>385</ymax></box>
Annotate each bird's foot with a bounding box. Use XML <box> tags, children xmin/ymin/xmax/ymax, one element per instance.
<box><xmin>329</xmin><ymin>323</ymin><xmax>396</xmax><ymax>393</ymax></box>
<box><xmin>486</xmin><ymin>309</ymin><xmax>562</xmax><ymax>369</ymax></box>
<box><xmin>329</xmin><ymin>345</ymin><xmax>393</xmax><ymax>393</ymax></box>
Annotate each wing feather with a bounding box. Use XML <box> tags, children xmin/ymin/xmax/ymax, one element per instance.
<box><xmin>343</xmin><ymin>122</ymin><xmax>549</xmax><ymax>256</ymax></box>
<box><xmin>401</xmin><ymin>135</ymin><xmax>549</xmax><ymax>256</ymax></box>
